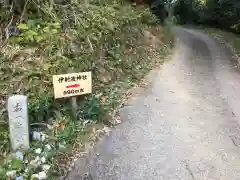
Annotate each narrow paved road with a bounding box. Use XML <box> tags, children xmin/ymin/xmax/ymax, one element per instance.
<box><xmin>67</xmin><ymin>27</ymin><xmax>240</xmax><ymax>180</ymax></box>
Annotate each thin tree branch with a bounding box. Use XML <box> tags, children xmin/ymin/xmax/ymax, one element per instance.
<box><xmin>87</xmin><ymin>36</ymin><xmax>94</xmax><ymax>52</ymax></box>
<box><xmin>0</xmin><ymin>2</ymin><xmax>14</xmax><ymax>51</ymax></box>
<box><xmin>20</xmin><ymin>0</ymin><xmax>30</xmax><ymax>23</ymax></box>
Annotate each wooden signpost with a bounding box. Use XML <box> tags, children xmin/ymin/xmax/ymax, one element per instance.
<box><xmin>6</xmin><ymin>72</ymin><xmax>92</xmax><ymax>151</ymax></box>
<box><xmin>52</xmin><ymin>72</ymin><xmax>92</xmax><ymax>99</ymax></box>
<box><xmin>52</xmin><ymin>71</ymin><xmax>92</xmax><ymax>118</ymax></box>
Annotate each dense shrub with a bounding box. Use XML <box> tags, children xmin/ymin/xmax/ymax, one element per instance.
<box><xmin>0</xmin><ymin>0</ymin><xmax>169</xmax><ymax>125</ymax></box>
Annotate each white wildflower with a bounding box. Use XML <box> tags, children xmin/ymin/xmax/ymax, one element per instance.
<box><xmin>29</xmin><ymin>156</ymin><xmax>41</xmax><ymax>168</ymax></box>
<box><xmin>45</xmin><ymin>144</ymin><xmax>52</xmax><ymax>151</ymax></box>
<box><xmin>42</xmin><ymin>164</ymin><xmax>51</xmax><ymax>172</ymax></box>
<box><xmin>6</xmin><ymin>170</ymin><xmax>16</xmax><ymax>178</ymax></box>
<box><xmin>38</xmin><ymin>171</ymin><xmax>47</xmax><ymax>180</ymax></box>
<box><xmin>59</xmin><ymin>143</ymin><xmax>66</xmax><ymax>150</ymax></box>
<box><xmin>41</xmin><ymin>133</ymin><xmax>46</xmax><ymax>141</ymax></box>
<box><xmin>41</xmin><ymin>156</ymin><xmax>46</xmax><ymax>163</ymax></box>
<box><xmin>24</xmin><ymin>168</ymin><xmax>29</xmax><ymax>173</ymax></box>
<box><xmin>35</xmin><ymin>148</ymin><xmax>42</xmax><ymax>154</ymax></box>
<box><xmin>31</xmin><ymin>174</ymin><xmax>39</xmax><ymax>179</ymax></box>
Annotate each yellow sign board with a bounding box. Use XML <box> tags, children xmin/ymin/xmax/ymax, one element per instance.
<box><xmin>52</xmin><ymin>72</ymin><xmax>92</xmax><ymax>99</ymax></box>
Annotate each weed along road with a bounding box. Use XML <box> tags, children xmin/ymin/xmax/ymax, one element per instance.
<box><xmin>67</xmin><ymin>27</ymin><xmax>240</xmax><ymax>180</ymax></box>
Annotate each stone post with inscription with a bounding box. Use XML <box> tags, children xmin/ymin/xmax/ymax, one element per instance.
<box><xmin>7</xmin><ymin>95</ymin><xmax>30</xmax><ymax>151</ymax></box>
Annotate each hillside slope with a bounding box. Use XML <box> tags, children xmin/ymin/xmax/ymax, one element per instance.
<box><xmin>0</xmin><ymin>0</ymin><xmax>173</xmax><ymax>179</ymax></box>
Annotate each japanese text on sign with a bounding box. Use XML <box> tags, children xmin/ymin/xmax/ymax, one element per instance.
<box><xmin>58</xmin><ymin>74</ymin><xmax>88</xmax><ymax>83</ymax></box>
<box><xmin>52</xmin><ymin>72</ymin><xmax>92</xmax><ymax>99</ymax></box>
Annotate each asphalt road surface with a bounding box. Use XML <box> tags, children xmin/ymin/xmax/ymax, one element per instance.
<box><xmin>66</xmin><ymin>27</ymin><xmax>240</xmax><ymax>180</ymax></box>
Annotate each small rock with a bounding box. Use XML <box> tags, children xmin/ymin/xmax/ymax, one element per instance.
<box><xmin>115</xmin><ymin>118</ymin><xmax>121</xmax><ymax>124</ymax></box>
<box><xmin>32</xmin><ymin>131</ymin><xmax>41</xmax><ymax>141</ymax></box>
<box><xmin>15</xmin><ymin>151</ymin><xmax>24</xmax><ymax>161</ymax></box>
<box><xmin>68</xmin><ymin>164</ymin><xmax>74</xmax><ymax>171</ymax></box>
<box><xmin>8</xmin><ymin>25</ymin><xmax>21</xmax><ymax>36</ymax></box>
<box><xmin>103</xmin><ymin>126</ymin><xmax>111</xmax><ymax>134</ymax></box>
<box><xmin>32</xmin><ymin>132</ymin><xmax>47</xmax><ymax>141</ymax></box>
<box><xmin>15</xmin><ymin>176</ymin><xmax>23</xmax><ymax>180</ymax></box>
<box><xmin>84</xmin><ymin>172</ymin><xmax>93</xmax><ymax>180</ymax></box>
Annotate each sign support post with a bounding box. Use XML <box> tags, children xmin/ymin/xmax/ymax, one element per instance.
<box><xmin>68</xmin><ymin>69</ymin><xmax>78</xmax><ymax>119</ymax></box>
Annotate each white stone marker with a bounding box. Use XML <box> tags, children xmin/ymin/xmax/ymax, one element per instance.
<box><xmin>7</xmin><ymin>95</ymin><xmax>30</xmax><ymax>151</ymax></box>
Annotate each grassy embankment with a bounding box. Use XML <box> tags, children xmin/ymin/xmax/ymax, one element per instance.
<box><xmin>181</xmin><ymin>24</ymin><xmax>240</xmax><ymax>64</ymax></box>
<box><xmin>204</xmin><ymin>28</ymin><xmax>240</xmax><ymax>65</ymax></box>
<box><xmin>0</xmin><ymin>0</ymin><xmax>173</xmax><ymax>179</ymax></box>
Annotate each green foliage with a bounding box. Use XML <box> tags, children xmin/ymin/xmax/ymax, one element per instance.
<box><xmin>0</xmin><ymin>166</ymin><xmax>6</xmax><ymax>176</ymax></box>
<box><xmin>150</xmin><ymin>0</ymin><xmax>169</xmax><ymax>23</ymax></box>
<box><xmin>55</xmin><ymin>118</ymin><xmax>76</xmax><ymax>143</ymax></box>
<box><xmin>11</xmin><ymin>21</ymin><xmax>61</xmax><ymax>45</ymax></box>
<box><xmin>10</xmin><ymin>158</ymin><xmax>24</xmax><ymax>170</ymax></box>
<box><xmin>0</xmin><ymin>125</ymin><xmax>10</xmax><ymax>158</ymax></box>
<box><xmin>172</xmin><ymin>0</ymin><xmax>240</xmax><ymax>33</ymax></box>
<box><xmin>80</xmin><ymin>95</ymin><xmax>106</xmax><ymax>122</ymax></box>
<box><xmin>0</xmin><ymin>1</ymin><xmax>173</xmax><ymax>172</ymax></box>
<box><xmin>0</xmin><ymin>0</ymin><xmax>174</xmax><ymax>178</ymax></box>
<box><xmin>28</xmin><ymin>95</ymin><xmax>55</xmax><ymax>122</ymax></box>
<box><xmin>0</xmin><ymin>0</ymin><xmax>162</xmax><ymax>126</ymax></box>
<box><xmin>0</xmin><ymin>156</ymin><xmax>25</xmax><ymax>179</ymax></box>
